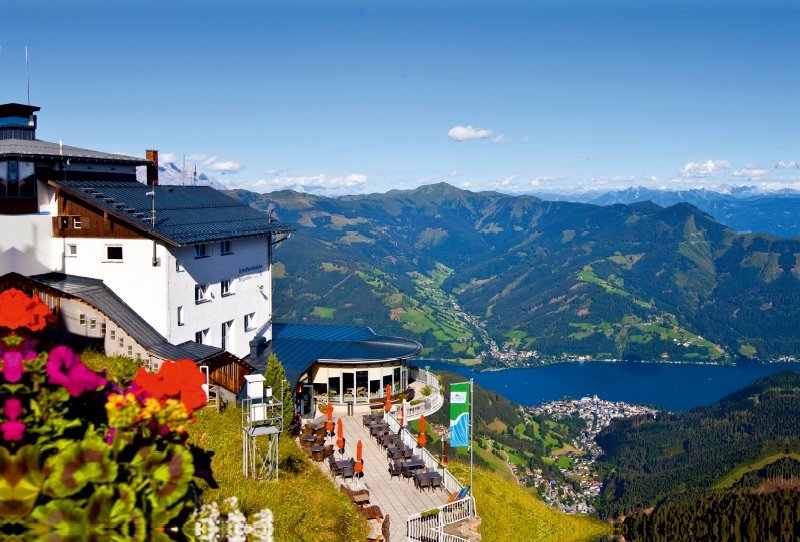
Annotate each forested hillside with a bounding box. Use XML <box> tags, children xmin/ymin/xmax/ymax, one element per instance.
<box><xmin>594</xmin><ymin>371</ymin><xmax>800</xmax><ymax>517</ymax></box>
<box><xmin>227</xmin><ymin>183</ymin><xmax>800</xmax><ymax>362</ymax></box>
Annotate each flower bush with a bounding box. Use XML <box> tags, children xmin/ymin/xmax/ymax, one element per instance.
<box><xmin>0</xmin><ymin>288</ymin><xmax>218</xmax><ymax>540</ymax></box>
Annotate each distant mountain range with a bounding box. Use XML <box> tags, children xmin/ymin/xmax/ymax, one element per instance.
<box><xmin>227</xmin><ymin>183</ymin><xmax>800</xmax><ymax>363</ymax></box>
<box><xmin>135</xmin><ymin>162</ymin><xmax>226</xmax><ymax>190</ymax></box>
<box><xmin>531</xmin><ymin>186</ymin><xmax>800</xmax><ymax>238</ymax></box>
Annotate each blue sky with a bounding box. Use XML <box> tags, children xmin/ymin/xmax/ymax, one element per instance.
<box><xmin>3</xmin><ymin>0</ymin><xmax>799</xmax><ymax>195</ymax></box>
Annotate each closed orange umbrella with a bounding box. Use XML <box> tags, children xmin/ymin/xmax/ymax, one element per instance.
<box><xmin>355</xmin><ymin>440</ymin><xmax>364</xmax><ymax>486</ymax></box>
<box><xmin>336</xmin><ymin>418</ymin><xmax>345</xmax><ymax>454</ymax></box>
<box><xmin>384</xmin><ymin>384</ymin><xmax>392</xmax><ymax>413</ymax></box>
<box><xmin>326</xmin><ymin>403</ymin><xmax>334</xmax><ymax>434</ymax></box>
<box><xmin>418</xmin><ymin>415</ymin><xmax>427</xmax><ymax>447</ymax></box>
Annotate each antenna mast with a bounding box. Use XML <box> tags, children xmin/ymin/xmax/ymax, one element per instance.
<box><xmin>25</xmin><ymin>47</ymin><xmax>30</xmax><ymax>105</ymax></box>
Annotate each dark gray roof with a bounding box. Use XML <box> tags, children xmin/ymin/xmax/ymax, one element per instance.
<box><xmin>29</xmin><ymin>272</ymin><xmax>222</xmax><ymax>362</ymax></box>
<box><xmin>51</xmin><ymin>180</ymin><xmax>294</xmax><ymax>245</ymax></box>
<box><xmin>0</xmin><ymin>138</ymin><xmax>147</xmax><ymax>165</ymax></box>
<box><xmin>246</xmin><ymin>323</ymin><xmax>422</xmax><ymax>387</ymax></box>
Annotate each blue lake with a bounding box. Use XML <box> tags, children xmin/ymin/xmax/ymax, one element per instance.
<box><xmin>423</xmin><ymin>361</ymin><xmax>800</xmax><ymax>411</ymax></box>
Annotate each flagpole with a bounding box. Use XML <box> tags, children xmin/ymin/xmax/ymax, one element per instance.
<box><xmin>470</xmin><ymin>378</ymin><xmax>473</xmax><ymax>502</ymax></box>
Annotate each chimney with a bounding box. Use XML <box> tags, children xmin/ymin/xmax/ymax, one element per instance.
<box><xmin>249</xmin><ymin>336</ymin><xmax>267</xmax><ymax>358</ymax></box>
<box><xmin>146</xmin><ymin>150</ymin><xmax>159</xmax><ymax>186</ymax></box>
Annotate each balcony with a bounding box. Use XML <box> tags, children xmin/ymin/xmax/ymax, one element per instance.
<box><xmin>404</xmin><ymin>367</ymin><xmax>444</xmax><ymax>421</ymax></box>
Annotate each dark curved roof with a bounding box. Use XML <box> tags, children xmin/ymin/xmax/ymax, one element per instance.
<box><xmin>0</xmin><ymin>138</ymin><xmax>148</xmax><ymax>164</ymax></box>
<box><xmin>247</xmin><ymin>323</ymin><xmax>422</xmax><ymax>387</ymax></box>
<box><xmin>51</xmin><ymin>180</ymin><xmax>294</xmax><ymax>245</ymax></box>
<box><xmin>27</xmin><ymin>272</ymin><xmax>222</xmax><ymax>362</ymax></box>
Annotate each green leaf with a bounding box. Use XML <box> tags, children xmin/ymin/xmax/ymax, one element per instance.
<box><xmin>0</xmin><ymin>445</ymin><xmax>44</xmax><ymax>519</ymax></box>
<box><xmin>27</xmin><ymin>499</ymin><xmax>88</xmax><ymax>541</ymax></box>
<box><xmin>43</xmin><ymin>432</ymin><xmax>117</xmax><ymax>498</ymax></box>
<box><xmin>151</xmin><ymin>446</ymin><xmax>194</xmax><ymax>509</ymax></box>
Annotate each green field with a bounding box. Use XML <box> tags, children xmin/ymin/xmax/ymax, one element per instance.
<box><xmin>714</xmin><ymin>452</ymin><xmax>800</xmax><ymax>489</ymax></box>
<box><xmin>311</xmin><ymin>306</ymin><xmax>336</xmax><ymax>319</ymax></box>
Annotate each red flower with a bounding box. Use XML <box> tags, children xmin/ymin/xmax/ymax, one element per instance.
<box><xmin>46</xmin><ymin>346</ymin><xmax>108</xmax><ymax>397</ymax></box>
<box><xmin>0</xmin><ymin>289</ymin><xmax>52</xmax><ymax>331</ymax></box>
<box><xmin>133</xmin><ymin>359</ymin><xmax>207</xmax><ymax>413</ymax></box>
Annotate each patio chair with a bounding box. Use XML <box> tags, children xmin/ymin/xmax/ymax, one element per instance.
<box><xmin>314</xmin><ymin>427</ymin><xmax>327</xmax><ymax>438</ymax></box>
<box><xmin>417</xmin><ymin>475</ymin><xmax>432</xmax><ymax>491</ymax></box>
<box><xmin>411</xmin><ymin>455</ymin><xmax>420</xmax><ymax>462</ymax></box>
<box><xmin>389</xmin><ymin>448</ymin><xmax>403</xmax><ymax>460</ymax></box>
<box><xmin>403</xmin><ymin>449</ymin><xmax>413</xmax><ymax>460</ymax></box>
<box><xmin>426</xmin><ymin>467</ymin><xmax>435</xmax><ymax>473</ymax></box>
<box><xmin>401</xmin><ymin>466</ymin><xmax>414</xmax><ymax>482</ymax></box>
<box><xmin>311</xmin><ymin>449</ymin><xmax>325</xmax><ymax>462</ymax></box>
<box><xmin>430</xmin><ymin>476</ymin><xmax>442</xmax><ymax>492</ymax></box>
<box><xmin>324</xmin><ymin>444</ymin><xmax>334</xmax><ymax>458</ymax></box>
<box><xmin>358</xmin><ymin>505</ymin><xmax>384</xmax><ymax>521</ymax></box>
<box><xmin>301</xmin><ymin>427</ymin><xmax>313</xmax><ymax>437</ymax></box>
<box><xmin>341</xmin><ymin>465</ymin><xmax>355</xmax><ymax>482</ymax></box>
<box><xmin>388</xmin><ymin>461</ymin><xmax>401</xmax><ymax>479</ymax></box>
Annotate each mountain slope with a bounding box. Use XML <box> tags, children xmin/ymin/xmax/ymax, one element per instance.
<box><xmin>226</xmin><ymin>183</ymin><xmax>800</xmax><ymax>362</ymax></box>
<box><xmin>595</xmin><ymin>371</ymin><xmax>800</xmax><ymax>517</ymax></box>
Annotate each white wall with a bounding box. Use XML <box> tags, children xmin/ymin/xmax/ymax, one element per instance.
<box><xmin>0</xmin><ymin>214</ymin><xmax>61</xmax><ymax>276</ymax></box>
<box><xmin>165</xmin><ymin>236</ymin><xmax>272</xmax><ymax>358</ymax></box>
<box><xmin>60</xmin><ymin>238</ymin><xmax>170</xmax><ymax>335</ymax></box>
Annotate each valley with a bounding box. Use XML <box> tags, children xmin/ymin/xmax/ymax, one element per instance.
<box><xmin>229</xmin><ymin>183</ymin><xmax>800</xmax><ymax>366</ymax></box>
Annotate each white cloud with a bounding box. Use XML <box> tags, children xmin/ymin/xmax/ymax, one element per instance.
<box><xmin>415</xmin><ymin>178</ymin><xmax>434</xmax><ymax>185</ymax></box>
<box><xmin>531</xmin><ymin>179</ymin><xmax>541</xmax><ymax>186</ymax></box>
<box><xmin>206</xmin><ymin>160</ymin><xmax>244</xmax><ymax>173</ymax></box>
<box><xmin>776</xmin><ymin>161</ymin><xmax>798</xmax><ymax>169</ymax></box>
<box><xmin>187</xmin><ymin>154</ymin><xmax>207</xmax><ymax>162</ymax></box>
<box><xmin>202</xmin><ymin>156</ymin><xmax>218</xmax><ymax>166</ymax></box>
<box><xmin>678</xmin><ymin>159</ymin><xmax>732</xmax><ymax>179</ymax></box>
<box><xmin>268</xmin><ymin>167</ymin><xmax>291</xmax><ymax>175</ymax></box>
<box><xmin>460</xmin><ymin>182</ymin><xmax>472</xmax><ymax>188</ymax></box>
<box><xmin>758</xmin><ymin>179</ymin><xmax>800</xmax><ymax>191</ymax></box>
<box><xmin>650</xmin><ymin>175</ymin><xmax>659</xmax><ymax>182</ymax></box>
<box><xmin>731</xmin><ymin>164</ymin><xmax>769</xmax><ymax>180</ymax></box>
<box><xmin>447</xmin><ymin>171</ymin><xmax>459</xmax><ymax>177</ymax></box>
<box><xmin>491</xmin><ymin>135</ymin><xmax>506</xmax><ymax>143</ymax></box>
<box><xmin>500</xmin><ymin>175</ymin><xmax>517</xmax><ymax>185</ymax></box>
<box><xmin>521</xmin><ymin>136</ymin><xmax>530</xmax><ymax>143</ymax></box>
<box><xmin>447</xmin><ymin>125</ymin><xmax>492</xmax><ymax>141</ymax></box>
<box><xmin>160</xmin><ymin>152</ymin><xmax>178</xmax><ymax>163</ymax></box>
<box><xmin>250</xmin><ymin>173</ymin><xmax>368</xmax><ymax>196</ymax></box>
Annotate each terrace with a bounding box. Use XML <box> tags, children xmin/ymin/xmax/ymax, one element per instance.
<box><xmin>304</xmin><ymin>390</ymin><xmax>476</xmax><ymax>542</ymax></box>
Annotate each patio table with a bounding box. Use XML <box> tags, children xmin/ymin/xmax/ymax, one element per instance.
<box><xmin>334</xmin><ymin>459</ymin><xmax>353</xmax><ymax>470</ymax></box>
<box><xmin>301</xmin><ymin>435</ymin><xmax>317</xmax><ymax>443</ymax></box>
<box><xmin>311</xmin><ymin>421</ymin><xmax>326</xmax><ymax>431</ymax></box>
<box><xmin>351</xmin><ymin>493</ymin><xmax>370</xmax><ymax>505</ymax></box>
<box><xmin>402</xmin><ymin>460</ymin><xmax>426</xmax><ymax>470</ymax></box>
<box><xmin>310</xmin><ymin>445</ymin><xmax>326</xmax><ymax>453</ymax></box>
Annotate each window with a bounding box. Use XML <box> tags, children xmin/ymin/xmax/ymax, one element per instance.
<box><xmin>135</xmin><ymin>353</ymin><xmax>141</xmax><ymax>360</ymax></box>
<box><xmin>106</xmin><ymin>246</ymin><xmax>123</xmax><ymax>261</ymax></box>
<box><xmin>194</xmin><ymin>244</ymin><xmax>207</xmax><ymax>258</ymax></box>
<box><xmin>195</xmin><ymin>284</ymin><xmax>209</xmax><ymax>304</ymax></box>
<box><xmin>79</xmin><ymin>314</ymin><xmax>86</xmax><ymax>325</ymax></box>
<box><xmin>220</xmin><ymin>240</ymin><xmax>232</xmax><ymax>255</ymax></box>
<box><xmin>195</xmin><ymin>329</ymin><xmax>208</xmax><ymax>344</ymax></box>
<box><xmin>221</xmin><ymin>321</ymin><xmax>232</xmax><ymax>351</ymax></box>
<box><xmin>221</xmin><ymin>279</ymin><xmax>233</xmax><ymax>296</ymax></box>
<box><xmin>127</xmin><ymin>346</ymin><xmax>133</xmax><ymax>358</ymax></box>
<box><xmin>244</xmin><ymin>312</ymin><xmax>256</xmax><ymax>331</ymax></box>
<box><xmin>67</xmin><ymin>244</ymin><xmax>77</xmax><ymax>256</ymax></box>
<box><xmin>0</xmin><ymin>161</ymin><xmax>35</xmax><ymax>198</ymax></box>
<box><xmin>101</xmin><ymin>322</ymin><xmax>106</xmax><ymax>334</ymax></box>
<box><xmin>110</xmin><ymin>330</ymin><xmax>115</xmax><ymax>341</ymax></box>
<box><xmin>90</xmin><ymin>319</ymin><xmax>96</xmax><ymax>330</ymax></box>
<box><xmin>73</xmin><ymin>217</ymin><xmax>82</xmax><ymax>229</ymax></box>
<box><xmin>177</xmin><ymin>306</ymin><xmax>185</xmax><ymax>326</ymax></box>
<box><xmin>118</xmin><ymin>337</ymin><xmax>124</xmax><ymax>348</ymax></box>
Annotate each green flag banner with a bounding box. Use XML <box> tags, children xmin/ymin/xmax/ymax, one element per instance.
<box><xmin>449</xmin><ymin>382</ymin><xmax>470</xmax><ymax>448</ymax></box>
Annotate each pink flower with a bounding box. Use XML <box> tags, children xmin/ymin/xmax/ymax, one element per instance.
<box><xmin>1</xmin><ymin>350</ymin><xmax>36</xmax><ymax>383</ymax></box>
<box><xmin>46</xmin><ymin>346</ymin><xmax>107</xmax><ymax>397</ymax></box>
<box><xmin>4</xmin><ymin>398</ymin><xmax>22</xmax><ymax>420</ymax></box>
<box><xmin>1</xmin><ymin>420</ymin><xmax>25</xmax><ymax>441</ymax></box>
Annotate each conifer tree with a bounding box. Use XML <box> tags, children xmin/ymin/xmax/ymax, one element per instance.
<box><xmin>264</xmin><ymin>353</ymin><xmax>293</xmax><ymax>432</ymax></box>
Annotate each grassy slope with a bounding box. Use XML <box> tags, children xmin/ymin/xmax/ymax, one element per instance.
<box><xmin>448</xmin><ymin>462</ymin><xmax>610</xmax><ymax>542</ymax></box>
<box><xmin>186</xmin><ymin>407</ymin><xmax>369</xmax><ymax>542</ymax></box>
<box><xmin>80</xmin><ymin>349</ymin><xmax>369</xmax><ymax>542</ymax></box>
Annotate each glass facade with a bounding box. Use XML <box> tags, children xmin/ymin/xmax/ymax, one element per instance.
<box><xmin>310</xmin><ymin>360</ymin><xmax>408</xmax><ymax>404</ymax></box>
<box><xmin>0</xmin><ymin>161</ymin><xmax>36</xmax><ymax>198</ymax></box>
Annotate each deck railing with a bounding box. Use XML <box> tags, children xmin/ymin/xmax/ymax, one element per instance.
<box><xmin>407</xmin><ymin>497</ymin><xmax>475</xmax><ymax>542</ymax></box>
<box><xmin>406</xmin><ymin>367</ymin><xmax>444</xmax><ymax>420</ymax></box>
<box><xmin>383</xmin><ymin>410</ymin><xmax>464</xmax><ymax>495</ymax></box>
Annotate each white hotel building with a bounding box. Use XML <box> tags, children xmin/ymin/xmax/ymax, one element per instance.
<box><xmin>0</xmin><ymin>102</ymin><xmax>426</xmax><ymax>416</ymax></box>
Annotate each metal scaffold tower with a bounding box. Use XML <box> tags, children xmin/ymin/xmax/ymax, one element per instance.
<box><xmin>242</xmin><ymin>374</ymin><xmax>283</xmax><ymax>481</ymax></box>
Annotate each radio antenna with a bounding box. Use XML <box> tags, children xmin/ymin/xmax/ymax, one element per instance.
<box><xmin>25</xmin><ymin>47</ymin><xmax>30</xmax><ymax>105</ymax></box>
